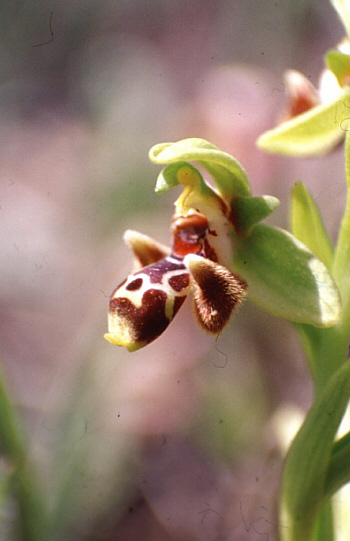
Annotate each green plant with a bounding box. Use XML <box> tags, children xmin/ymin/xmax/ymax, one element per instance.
<box><xmin>256</xmin><ymin>1</ymin><xmax>350</xmax><ymax>538</ymax></box>
<box><xmin>104</xmin><ymin>121</ymin><xmax>349</xmax><ymax>538</ymax></box>
<box><xmin>105</xmin><ymin>1</ymin><xmax>350</xmax><ymax>533</ymax></box>
<box><xmin>2</xmin><ymin>2</ymin><xmax>350</xmax><ymax>540</ymax></box>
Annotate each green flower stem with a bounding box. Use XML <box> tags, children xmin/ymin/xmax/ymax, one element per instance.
<box><xmin>284</xmin><ymin>132</ymin><xmax>350</xmax><ymax>541</ymax></box>
<box><xmin>293</xmin><ymin>129</ymin><xmax>350</xmax><ymax>386</ymax></box>
<box><xmin>296</xmin><ymin>324</ymin><xmax>348</xmax><ymax>395</ymax></box>
<box><xmin>0</xmin><ymin>364</ymin><xmax>47</xmax><ymax>541</ymax></box>
<box><xmin>333</xmin><ymin>131</ymin><xmax>350</xmax><ymax>334</ymax></box>
<box><xmin>311</xmin><ymin>501</ymin><xmax>334</xmax><ymax>541</ymax></box>
<box><xmin>290</xmin><ymin>175</ymin><xmax>349</xmax><ymax>392</ymax></box>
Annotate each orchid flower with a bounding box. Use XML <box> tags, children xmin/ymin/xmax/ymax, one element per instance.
<box><xmin>258</xmin><ymin>0</ymin><xmax>350</xmax><ymax>156</ymax></box>
<box><xmin>104</xmin><ymin>138</ymin><xmax>340</xmax><ymax>352</ymax></box>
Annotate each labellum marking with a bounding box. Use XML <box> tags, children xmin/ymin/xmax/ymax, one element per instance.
<box><xmin>105</xmin><ymin>210</ymin><xmax>247</xmax><ymax>351</ymax></box>
<box><xmin>126</xmin><ymin>278</ymin><xmax>143</xmax><ymax>291</ymax></box>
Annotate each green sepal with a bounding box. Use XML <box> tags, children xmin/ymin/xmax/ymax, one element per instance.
<box><xmin>330</xmin><ymin>0</ymin><xmax>350</xmax><ymax>42</ymax></box>
<box><xmin>231</xmin><ymin>195</ymin><xmax>280</xmax><ymax>236</ymax></box>
<box><xmin>326</xmin><ymin>49</ymin><xmax>350</xmax><ymax>87</ymax></box>
<box><xmin>231</xmin><ymin>224</ymin><xmax>341</xmax><ymax>327</ymax></box>
<box><xmin>149</xmin><ymin>138</ymin><xmax>251</xmax><ymax>201</ymax></box>
<box><xmin>280</xmin><ymin>359</ymin><xmax>350</xmax><ymax>541</ymax></box>
<box><xmin>290</xmin><ymin>181</ymin><xmax>334</xmax><ymax>270</ymax></box>
<box><xmin>257</xmin><ymin>87</ymin><xmax>350</xmax><ymax>156</ymax></box>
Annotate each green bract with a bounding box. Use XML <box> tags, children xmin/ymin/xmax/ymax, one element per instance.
<box><xmin>149</xmin><ymin>138</ymin><xmax>341</xmax><ymax>328</ymax></box>
<box><xmin>291</xmin><ymin>182</ymin><xmax>334</xmax><ymax>271</ymax></box>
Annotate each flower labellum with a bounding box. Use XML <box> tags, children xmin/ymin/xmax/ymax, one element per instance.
<box><xmin>104</xmin><ymin>137</ymin><xmax>341</xmax><ymax>350</ymax></box>
<box><xmin>105</xmin><ymin>199</ymin><xmax>247</xmax><ymax>351</ymax></box>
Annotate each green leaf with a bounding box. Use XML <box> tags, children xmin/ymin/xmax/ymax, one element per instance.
<box><xmin>290</xmin><ymin>182</ymin><xmax>334</xmax><ymax>270</ymax></box>
<box><xmin>257</xmin><ymin>88</ymin><xmax>350</xmax><ymax>156</ymax></box>
<box><xmin>330</xmin><ymin>0</ymin><xmax>350</xmax><ymax>41</ymax></box>
<box><xmin>231</xmin><ymin>195</ymin><xmax>280</xmax><ymax>236</ymax></box>
<box><xmin>231</xmin><ymin>224</ymin><xmax>341</xmax><ymax>326</ymax></box>
<box><xmin>149</xmin><ymin>138</ymin><xmax>251</xmax><ymax>201</ymax></box>
<box><xmin>280</xmin><ymin>359</ymin><xmax>350</xmax><ymax>541</ymax></box>
<box><xmin>326</xmin><ymin>49</ymin><xmax>350</xmax><ymax>87</ymax></box>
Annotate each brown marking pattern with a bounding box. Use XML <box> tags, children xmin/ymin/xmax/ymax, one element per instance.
<box><xmin>126</xmin><ymin>277</ymin><xmax>143</xmax><ymax>291</ymax></box>
<box><xmin>110</xmin><ymin>289</ymin><xmax>170</xmax><ymax>343</ymax></box>
<box><xmin>137</xmin><ymin>258</ymin><xmax>186</xmax><ymax>284</ymax></box>
<box><xmin>108</xmin><ymin>207</ymin><xmax>230</xmax><ymax>348</ymax></box>
<box><xmin>168</xmin><ymin>273</ymin><xmax>190</xmax><ymax>292</ymax></box>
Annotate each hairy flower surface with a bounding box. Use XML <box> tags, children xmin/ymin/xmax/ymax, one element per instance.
<box><xmin>104</xmin><ymin>165</ymin><xmax>247</xmax><ymax>351</ymax></box>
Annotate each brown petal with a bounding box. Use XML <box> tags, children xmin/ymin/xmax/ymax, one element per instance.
<box><xmin>123</xmin><ymin>230</ymin><xmax>170</xmax><ymax>270</ymax></box>
<box><xmin>184</xmin><ymin>254</ymin><xmax>247</xmax><ymax>333</ymax></box>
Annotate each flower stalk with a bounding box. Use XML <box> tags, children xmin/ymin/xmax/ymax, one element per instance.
<box><xmin>257</xmin><ymin>1</ymin><xmax>350</xmax><ymax>537</ymax></box>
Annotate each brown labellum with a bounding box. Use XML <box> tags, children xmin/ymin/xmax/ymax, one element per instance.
<box><xmin>185</xmin><ymin>254</ymin><xmax>247</xmax><ymax>333</ymax></box>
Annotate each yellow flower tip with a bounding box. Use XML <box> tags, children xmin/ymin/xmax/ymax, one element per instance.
<box><xmin>103</xmin><ymin>333</ymin><xmax>145</xmax><ymax>352</ymax></box>
<box><xmin>175</xmin><ymin>166</ymin><xmax>202</xmax><ymax>213</ymax></box>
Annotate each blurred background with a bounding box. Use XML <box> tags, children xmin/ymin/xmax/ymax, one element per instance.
<box><xmin>0</xmin><ymin>0</ymin><xmax>347</xmax><ymax>539</ymax></box>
